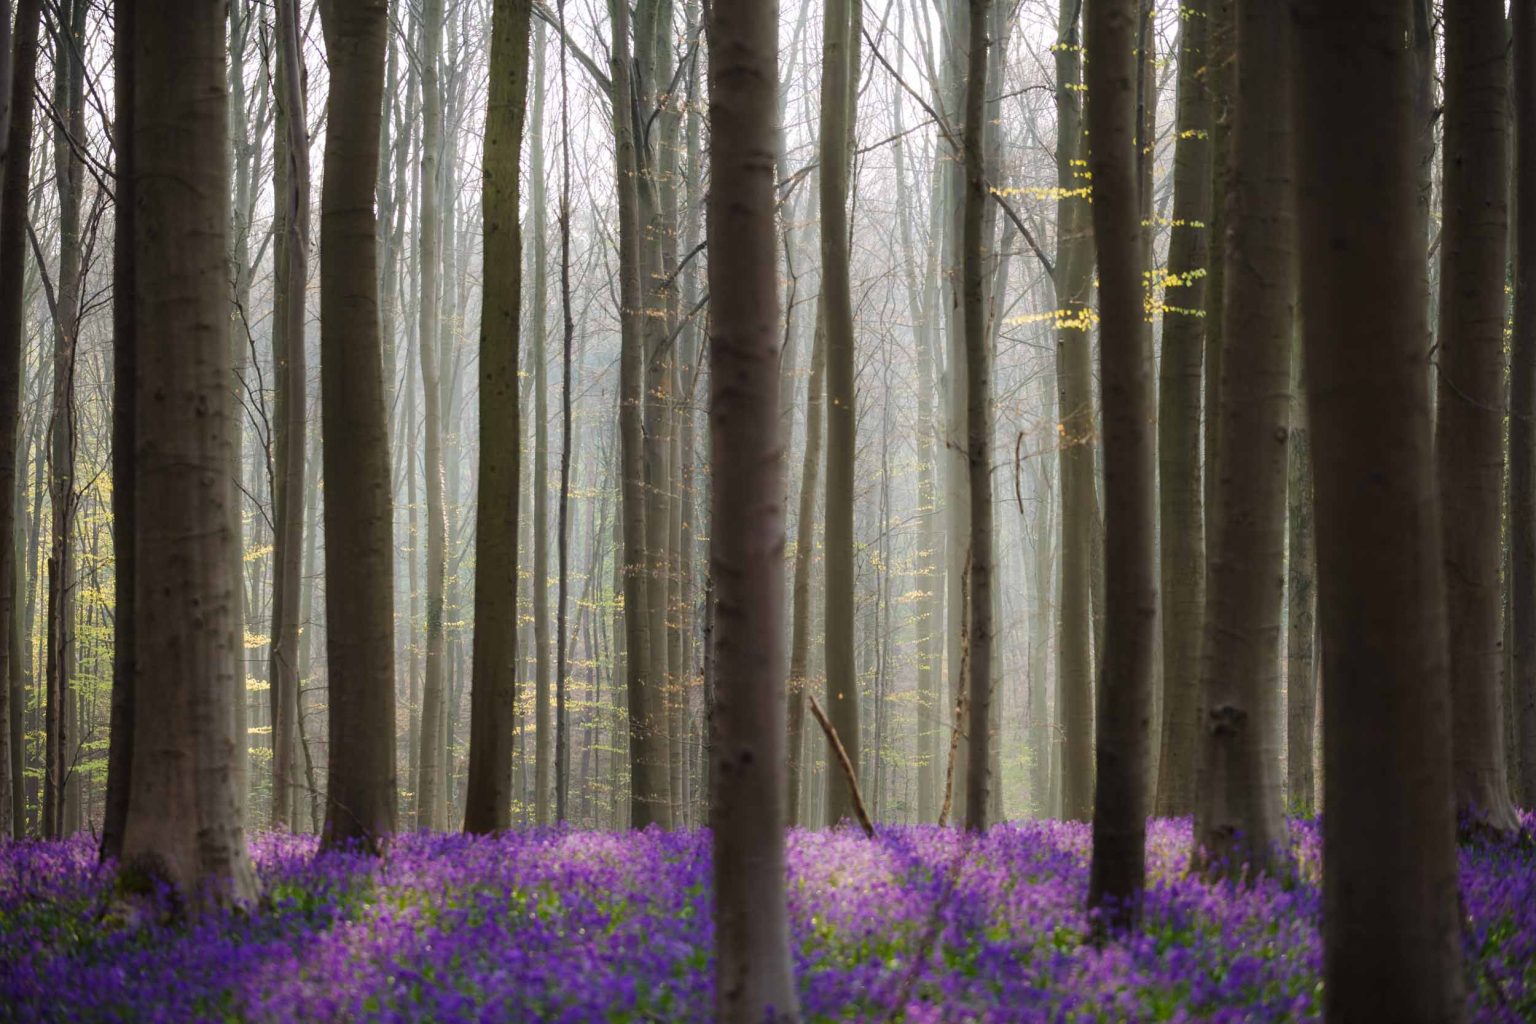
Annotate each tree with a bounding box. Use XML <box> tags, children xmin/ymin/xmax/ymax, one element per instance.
<box><xmin>268</xmin><ymin>0</ymin><xmax>311</xmax><ymax>833</ymax></box>
<box><xmin>1293</xmin><ymin>0</ymin><xmax>1465</xmax><ymax>1018</ymax></box>
<box><xmin>1084</xmin><ymin>0</ymin><xmax>1155</xmax><ymax>931</ymax></box>
<box><xmin>610</xmin><ymin>0</ymin><xmax>669</xmax><ymax>829</ymax></box>
<box><xmin>465</xmin><ymin>0</ymin><xmax>530</xmax><ymax>836</ymax></box>
<box><xmin>821</xmin><ymin>0</ymin><xmax>861</xmax><ymax>828</ymax></box>
<box><xmin>1436</xmin><ymin>0</ymin><xmax>1518</xmax><ymax>838</ymax></box>
<box><xmin>531</xmin><ymin>20</ymin><xmax>552</xmax><ymax>828</ymax></box>
<box><xmin>1153</xmin><ymin>0</ymin><xmax>1208</xmax><ymax>818</ymax></box>
<box><xmin>786</xmin><ymin>317</ymin><xmax>824</xmax><ymax>826</ymax></box>
<box><xmin>1193</xmin><ymin>0</ymin><xmax>1294</xmax><ymax>877</ymax></box>
<box><xmin>706</xmin><ymin>0</ymin><xmax>801</xmax><ymax>1012</ymax></box>
<box><xmin>119</xmin><ymin>0</ymin><xmax>258</xmax><ymax>908</ymax></box>
<box><xmin>960</xmin><ymin>0</ymin><xmax>994</xmax><ymax>833</ymax></box>
<box><xmin>415</xmin><ymin>0</ymin><xmax>449</xmax><ymax>831</ymax></box>
<box><xmin>1053</xmin><ymin>0</ymin><xmax>1095</xmax><ymax>823</ymax></box>
<box><xmin>100</xmin><ymin>0</ymin><xmax>132</xmax><ymax>858</ymax></box>
<box><xmin>318</xmin><ymin>0</ymin><xmax>397</xmax><ymax>855</ymax></box>
<box><xmin>1285</xmin><ymin>345</ymin><xmax>1316</xmax><ymax>816</ymax></box>
<box><xmin>1514</xmin><ymin>0</ymin><xmax>1536</xmax><ymax>809</ymax></box>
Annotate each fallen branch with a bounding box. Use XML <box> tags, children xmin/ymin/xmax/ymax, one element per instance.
<box><xmin>808</xmin><ymin>694</ymin><xmax>875</xmax><ymax>838</ymax></box>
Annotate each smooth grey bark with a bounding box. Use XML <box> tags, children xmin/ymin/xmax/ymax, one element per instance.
<box><xmin>120</xmin><ymin>0</ymin><xmax>258</xmax><ymax>908</ymax></box>
<box><xmin>1194</xmin><ymin>0</ymin><xmax>1295</xmax><ymax>877</ymax></box>
<box><xmin>820</xmin><ymin>0</ymin><xmax>861</xmax><ymax>827</ymax></box>
<box><xmin>1436</xmin><ymin>0</ymin><xmax>1519</xmax><ymax>838</ymax></box>
<box><xmin>1514</xmin><ymin>0</ymin><xmax>1536</xmax><ymax>808</ymax></box>
<box><xmin>1153</xmin><ymin>0</ymin><xmax>1209</xmax><ymax>818</ymax></box>
<box><xmin>464</xmin><ymin>0</ymin><xmax>530</xmax><ymax>836</ymax></box>
<box><xmin>1084</xmin><ymin>0</ymin><xmax>1155</xmax><ymax>932</ymax></box>
<box><xmin>706</xmin><ymin>0</ymin><xmax>801</xmax><ymax>1012</ymax></box>
<box><xmin>1294</xmin><ymin>1</ymin><xmax>1465</xmax><ymax>1018</ymax></box>
<box><xmin>318</xmin><ymin>0</ymin><xmax>397</xmax><ymax>855</ymax></box>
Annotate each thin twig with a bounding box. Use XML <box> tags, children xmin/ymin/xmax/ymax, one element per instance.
<box><xmin>807</xmin><ymin>693</ymin><xmax>875</xmax><ymax>838</ymax></box>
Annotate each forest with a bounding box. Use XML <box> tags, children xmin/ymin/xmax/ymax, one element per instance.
<box><xmin>0</xmin><ymin>0</ymin><xmax>1534</xmax><ymax>1020</ymax></box>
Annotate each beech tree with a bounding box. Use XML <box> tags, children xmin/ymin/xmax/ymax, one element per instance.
<box><xmin>1294</xmin><ymin>0</ymin><xmax>1465</xmax><ymax>1017</ymax></box>
<box><xmin>465</xmin><ymin>0</ymin><xmax>530</xmax><ymax>836</ymax></box>
<box><xmin>317</xmin><ymin>0</ymin><xmax>397</xmax><ymax>855</ymax></box>
<box><xmin>1084</xmin><ymin>0</ymin><xmax>1154</xmax><ymax>931</ymax></box>
<box><xmin>118</xmin><ymin>0</ymin><xmax>258</xmax><ymax>908</ymax></box>
<box><xmin>706</xmin><ymin>0</ymin><xmax>800</xmax><ymax>1011</ymax></box>
<box><xmin>1437</xmin><ymin>0</ymin><xmax>1519</xmax><ymax>838</ymax></box>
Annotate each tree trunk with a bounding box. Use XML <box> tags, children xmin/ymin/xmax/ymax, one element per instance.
<box><xmin>1194</xmin><ymin>0</ymin><xmax>1295</xmax><ymax>877</ymax></box>
<box><xmin>821</xmin><ymin>0</ymin><xmax>861</xmax><ymax>828</ymax></box>
<box><xmin>120</xmin><ymin>0</ymin><xmax>258</xmax><ymax>908</ymax></box>
<box><xmin>1153</xmin><ymin>0</ymin><xmax>1209</xmax><ymax>818</ymax></box>
<box><xmin>100</xmin><ymin>0</ymin><xmax>132</xmax><ymax>857</ymax></box>
<box><xmin>1084</xmin><ymin>0</ymin><xmax>1155</xmax><ymax>931</ymax></box>
<box><xmin>318</xmin><ymin>0</ymin><xmax>397</xmax><ymax>855</ymax></box>
<box><xmin>786</xmin><ymin>312</ymin><xmax>824</xmax><ymax>827</ymax></box>
<box><xmin>529</xmin><ymin>22</ymin><xmax>552</xmax><ymax>827</ymax></box>
<box><xmin>707</xmin><ymin>0</ymin><xmax>801</xmax><ymax>1008</ymax></box>
<box><xmin>611</xmin><ymin>0</ymin><xmax>668</xmax><ymax>829</ymax></box>
<box><xmin>267</xmin><ymin>0</ymin><xmax>309</xmax><ymax>833</ymax></box>
<box><xmin>1054</xmin><ymin>0</ymin><xmax>1095</xmax><ymax>823</ymax></box>
<box><xmin>1436</xmin><ymin>0</ymin><xmax>1519</xmax><ymax>838</ymax></box>
<box><xmin>1294</xmin><ymin>1</ymin><xmax>1465</xmax><ymax>1018</ymax></box>
<box><xmin>960</xmin><ymin>0</ymin><xmax>993</xmax><ymax>833</ymax></box>
<box><xmin>414</xmin><ymin>0</ymin><xmax>448</xmax><ymax>832</ymax></box>
<box><xmin>1514</xmin><ymin>0</ymin><xmax>1536</xmax><ymax>809</ymax></box>
<box><xmin>43</xmin><ymin>0</ymin><xmax>84</xmax><ymax>840</ymax></box>
<box><xmin>1286</xmin><ymin>341</ymin><xmax>1316</xmax><ymax>816</ymax></box>
<box><xmin>465</xmin><ymin>0</ymin><xmax>530</xmax><ymax>836</ymax></box>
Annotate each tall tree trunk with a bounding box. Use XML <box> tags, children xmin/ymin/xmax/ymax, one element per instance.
<box><xmin>318</xmin><ymin>0</ymin><xmax>397</xmax><ymax>855</ymax></box>
<box><xmin>1285</xmin><ymin>343</ymin><xmax>1317</xmax><ymax>816</ymax></box>
<box><xmin>707</xmin><ymin>0</ymin><xmax>800</xmax><ymax>1008</ymax></box>
<box><xmin>1194</xmin><ymin>0</ymin><xmax>1294</xmax><ymax>876</ymax></box>
<box><xmin>554</xmin><ymin>0</ymin><xmax>578</xmax><ymax>823</ymax></box>
<box><xmin>100</xmin><ymin>0</ymin><xmax>133</xmax><ymax>857</ymax></box>
<box><xmin>465</xmin><ymin>0</ymin><xmax>530</xmax><ymax>836</ymax></box>
<box><xmin>820</xmin><ymin>0</ymin><xmax>860</xmax><ymax>828</ymax></box>
<box><xmin>611</xmin><ymin>0</ymin><xmax>668</xmax><ymax>829</ymax></box>
<box><xmin>120</xmin><ymin>0</ymin><xmax>258</xmax><ymax>908</ymax></box>
<box><xmin>44</xmin><ymin>0</ymin><xmax>84</xmax><ymax>839</ymax></box>
<box><xmin>786</xmin><ymin>313</ymin><xmax>824</xmax><ymax>827</ymax></box>
<box><xmin>960</xmin><ymin>0</ymin><xmax>993</xmax><ymax>833</ymax></box>
<box><xmin>268</xmin><ymin>0</ymin><xmax>310</xmax><ymax>833</ymax></box>
<box><xmin>1054</xmin><ymin>0</ymin><xmax>1095</xmax><ymax>823</ymax></box>
<box><xmin>1436</xmin><ymin>0</ymin><xmax>1518</xmax><ymax>838</ymax></box>
<box><xmin>1084</xmin><ymin>0</ymin><xmax>1154</xmax><ymax>932</ymax></box>
<box><xmin>1514</xmin><ymin>0</ymin><xmax>1536</xmax><ymax>809</ymax></box>
<box><xmin>1153</xmin><ymin>0</ymin><xmax>1209</xmax><ymax>818</ymax></box>
<box><xmin>531</xmin><ymin>23</ymin><xmax>552</xmax><ymax>827</ymax></box>
<box><xmin>1294</xmin><ymin>1</ymin><xmax>1465</xmax><ymax>1018</ymax></box>
<box><xmin>414</xmin><ymin>0</ymin><xmax>448</xmax><ymax>832</ymax></box>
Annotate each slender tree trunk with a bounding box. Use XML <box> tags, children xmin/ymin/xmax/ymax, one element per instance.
<box><xmin>1514</xmin><ymin>0</ymin><xmax>1536</xmax><ymax>808</ymax></box>
<box><xmin>414</xmin><ymin>0</ymin><xmax>448</xmax><ymax>832</ymax></box>
<box><xmin>960</xmin><ymin>0</ymin><xmax>993</xmax><ymax>833</ymax></box>
<box><xmin>1054</xmin><ymin>0</ymin><xmax>1095</xmax><ymax>823</ymax></box>
<box><xmin>1294</xmin><ymin>1</ymin><xmax>1465</xmax><ymax>1018</ymax></box>
<box><xmin>465</xmin><ymin>0</ymin><xmax>530</xmax><ymax>836</ymax></box>
<box><xmin>1194</xmin><ymin>0</ymin><xmax>1295</xmax><ymax>877</ymax></box>
<box><xmin>1436</xmin><ymin>0</ymin><xmax>1519</xmax><ymax>838</ymax></box>
<box><xmin>1286</xmin><ymin>344</ymin><xmax>1316</xmax><ymax>816</ymax></box>
<box><xmin>120</xmin><ymin>0</ymin><xmax>258</xmax><ymax>908</ymax></box>
<box><xmin>530</xmin><ymin>23</ymin><xmax>552</xmax><ymax>826</ymax></box>
<box><xmin>1084</xmin><ymin>0</ymin><xmax>1154</xmax><ymax>932</ymax></box>
<box><xmin>821</xmin><ymin>0</ymin><xmax>861</xmax><ymax>828</ymax></box>
<box><xmin>100</xmin><ymin>0</ymin><xmax>133</xmax><ymax>857</ymax></box>
<box><xmin>786</xmin><ymin>313</ymin><xmax>824</xmax><ymax>827</ymax></box>
<box><xmin>1153</xmin><ymin>0</ymin><xmax>1209</xmax><ymax>818</ymax></box>
<box><xmin>707</xmin><ymin>0</ymin><xmax>800</xmax><ymax>1006</ymax></box>
<box><xmin>554</xmin><ymin>0</ymin><xmax>577</xmax><ymax>819</ymax></box>
<box><xmin>318</xmin><ymin>0</ymin><xmax>397</xmax><ymax>855</ymax></box>
<box><xmin>611</xmin><ymin>0</ymin><xmax>668</xmax><ymax>829</ymax></box>
<box><xmin>267</xmin><ymin>0</ymin><xmax>310</xmax><ymax>833</ymax></box>
<box><xmin>43</xmin><ymin>0</ymin><xmax>84</xmax><ymax>839</ymax></box>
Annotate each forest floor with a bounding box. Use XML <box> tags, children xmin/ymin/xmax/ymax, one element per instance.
<box><xmin>0</xmin><ymin>818</ymin><xmax>1532</xmax><ymax>1022</ymax></box>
